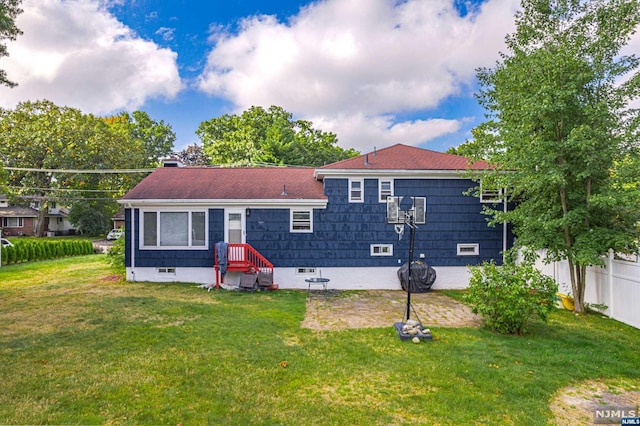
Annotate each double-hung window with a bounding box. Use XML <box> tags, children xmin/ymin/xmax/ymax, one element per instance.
<box><xmin>349</xmin><ymin>179</ymin><xmax>364</xmax><ymax>202</ymax></box>
<box><xmin>290</xmin><ymin>209</ymin><xmax>313</xmax><ymax>233</ymax></box>
<box><xmin>142</xmin><ymin>210</ymin><xmax>207</xmax><ymax>248</ymax></box>
<box><xmin>379</xmin><ymin>179</ymin><xmax>394</xmax><ymax>202</ymax></box>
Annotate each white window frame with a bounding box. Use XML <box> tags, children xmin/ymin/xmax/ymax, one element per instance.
<box><xmin>140</xmin><ymin>209</ymin><xmax>208</xmax><ymax>250</ymax></box>
<box><xmin>349</xmin><ymin>179</ymin><xmax>364</xmax><ymax>203</ymax></box>
<box><xmin>295</xmin><ymin>267</ymin><xmax>317</xmax><ymax>275</ymax></box>
<box><xmin>370</xmin><ymin>244</ymin><xmax>393</xmax><ymax>256</ymax></box>
<box><xmin>457</xmin><ymin>243</ymin><xmax>480</xmax><ymax>256</ymax></box>
<box><xmin>378</xmin><ymin>179</ymin><xmax>394</xmax><ymax>202</ymax></box>
<box><xmin>290</xmin><ymin>209</ymin><xmax>313</xmax><ymax>233</ymax></box>
<box><xmin>157</xmin><ymin>267</ymin><xmax>176</xmax><ymax>274</ymax></box>
<box><xmin>480</xmin><ymin>182</ymin><xmax>504</xmax><ymax>203</ymax></box>
<box><xmin>3</xmin><ymin>217</ymin><xmax>23</xmax><ymax>227</ymax></box>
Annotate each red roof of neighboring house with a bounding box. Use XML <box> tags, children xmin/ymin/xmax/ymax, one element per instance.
<box><xmin>319</xmin><ymin>143</ymin><xmax>490</xmax><ymax>171</ymax></box>
<box><xmin>122</xmin><ymin>167</ymin><xmax>325</xmax><ymax>200</ymax></box>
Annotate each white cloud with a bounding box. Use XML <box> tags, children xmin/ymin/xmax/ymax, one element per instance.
<box><xmin>197</xmin><ymin>0</ymin><xmax>519</xmax><ymax>151</ymax></box>
<box><xmin>0</xmin><ymin>0</ymin><xmax>183</xmax><ymax>115</ymax></box>
<box><xmin>156</xmin><ymin>27</ymin><xmax>176</xmax><ymax>41</ymax></box>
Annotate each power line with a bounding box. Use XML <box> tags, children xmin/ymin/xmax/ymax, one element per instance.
<box><xmin>4</xmin><ymin>166</ymin><xmax>154</xmax><ymax>173</ymax></box>
<box><xmin>7</xmin><ymin>185</ymin><xmax>125</xmax><ymax>193</ymax></box>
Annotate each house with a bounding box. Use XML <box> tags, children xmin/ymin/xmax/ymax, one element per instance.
<box><xmin>119</xmin><ymin>144</ymin><xmax>512</xmax><ymax>289</ymax></box>
<box><xmin>0</xmin><ymin>195</ymin><xmax>38</xmax><ymax>236</ymax></box>
<box><xmin>111</xmin><ymin>208</ymin><xmax>125</xmax><ymax>230</ymax></box>
<box><xmin>0</xmin><ymin>196</ymin><xmax>75</xmax><ymax>237</ymax></box>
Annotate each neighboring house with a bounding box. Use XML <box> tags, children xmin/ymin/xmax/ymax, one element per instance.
<box><xmin>0</xmin><ymin>196</ymin><xmax>75</xmax><ymax>236</ymax></box>
<box><xmin>0</xmin><ymin>195</ymin><xmax>38</xmax><ymax>236</ymax></box>
<box><xmin>119</xmin><ymin>144</ymin><xmax>512</xmax><ymax>289</ymax></box>
<box><xmin>44</xmin><ymin>203</ymin><xmax>74</xmax><ymax>236</ymax></box>
<box><xmin>112</xmin><ymin>208</ymin><xmax>125</xmax><ymax>230</ymax></box>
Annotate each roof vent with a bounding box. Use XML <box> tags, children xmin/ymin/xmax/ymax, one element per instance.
<box><xmin>364</xmin><ymin>154</ymin><xmax>370</xmax><ymax>166</ymax></box>
<box><xmin>281</xmin><ymin>185</ymin><xmax>288</xmax><ymax>196</ymax></box>
<box><xmin>373</xmin><ymin>146</ymin><xmax>377</xmax><ymax>156</ymax></box>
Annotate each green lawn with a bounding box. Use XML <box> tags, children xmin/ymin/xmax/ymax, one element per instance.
<box><xmin>0</xmin><ymin>256</ymin><xmax>638</xmax><ymax>425</ymax></box>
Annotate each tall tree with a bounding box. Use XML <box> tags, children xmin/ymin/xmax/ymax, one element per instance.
<box><xmin>196</xmin><ymin>105</ymin><xmax>359</xmax><ymax>167</ymax></box>
<box><xmin>472</xmin><ymin>0</ymin><xmax>640</xmax><ymax>313</ymax></box>
<box><xmin>0</xmin><ymin>0</ymin><xmax>22</xmax><ymax>88</ymax></box>
<box><xmin>0</xmin><ymin>100</ymin><xmax>148</xmax><ymax>235</ymax></box>
<box><xmin>107</xmin><ymin>111</ymin><xmax>176</xmax><ymax>167</ymax></box>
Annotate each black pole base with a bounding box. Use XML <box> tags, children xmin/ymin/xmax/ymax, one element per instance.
<box><xmin>394</xmin><ymin>321</ymin><xmax>433</xmax><ymax>341</ymax></box>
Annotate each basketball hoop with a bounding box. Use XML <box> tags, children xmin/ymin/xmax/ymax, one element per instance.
<box><xmin>394</xmin><ymin>224</ymin><xmax>404</xmax><ymax>240</ymax></box>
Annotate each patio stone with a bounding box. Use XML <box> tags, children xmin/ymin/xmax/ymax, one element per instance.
<box><xmin>301</xmin><ymin>290</ymin><xmax>481</xmax><ymax>331</ymax></box>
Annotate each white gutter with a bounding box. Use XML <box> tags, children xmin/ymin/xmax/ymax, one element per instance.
<box><xmin>314</xmin><ymin>169</ymin><xmax>466</xmax><ymax>180</ymax></box>
<box><xmin>117</xmin><ymin>198</ymin><xmax>328</xmax><ymax>208</ymax></box>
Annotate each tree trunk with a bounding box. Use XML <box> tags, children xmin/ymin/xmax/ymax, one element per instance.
<box><xmin>36</xmin><ymin>199</ymin><xmax>48</xmax><ymax>237</ymax></box>
<box><xmin>569</xmin><ymin>262</ymin><xmax>587</xmax><ymax>313</ymax></box>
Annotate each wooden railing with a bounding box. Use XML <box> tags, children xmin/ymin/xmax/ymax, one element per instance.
<box><xmin>214</xmin><ymin>243</ymin><xmax>274</xmax><ymax>287</ymax></box>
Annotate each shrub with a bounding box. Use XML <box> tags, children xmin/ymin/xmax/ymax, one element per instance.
<box><xmin>464</xmin><ymin>260</ymin><xmax>558</xmax><ymax>335</ymax></box>
<box><xmin>106</xmin><ymin>232</ymin><xmax>125</xmax><ymax>275</ymax></box>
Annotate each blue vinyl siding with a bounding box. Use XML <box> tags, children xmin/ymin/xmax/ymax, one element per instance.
<box><xmin>125</xmin><ymin>208</ymin><xmax>224</xmax><ymax>268</ymax></box>
<box><xmin>245</xmin><ymin>178</ymin><xmax>510</xmax><ymax>268</ymax></box>
<box><xmin>126</xmin><ymin>177</ymin><xmax>512</xmax><ymax>269</ymax></box>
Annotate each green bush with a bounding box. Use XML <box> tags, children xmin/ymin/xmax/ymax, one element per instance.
<box><xmin>106</xmin><ymin>233</ymin><xmax>125</xmax><ymax>275</ymax></box>
<box><xmin>0</xmin><ymin>239</ymin><xmax>97</xmax><ymax>265</ymax></box>
<box><xmin>464</xmin><ymin>260</ymin><xmax>558</xmax><ymax>335</ymax></box>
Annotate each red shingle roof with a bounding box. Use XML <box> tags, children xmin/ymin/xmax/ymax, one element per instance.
<box><xmin>122</xmin><ymin>167</ymin><xmax>325</xmax><ymax>200</ymax></box>
<box><xmin>319</xmin><ymin>143</ymin><xmax>490</xmax><ymax>171</ymax></box>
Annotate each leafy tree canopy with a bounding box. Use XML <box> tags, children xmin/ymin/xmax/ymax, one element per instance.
<box><xmin>0</xmin><ymin>0</ymin><xmax>22</xmax><ymax>88</ymax></box>
<box><xmin>196</xmin><ymin>105</ymin><xmax>359</xmax><ymax>167</ymax></box>
<box><xmin>105</xmin><ymin>110</ymin><xmax>176</xmax><ymax>167</ymax></box>
<box><xmin>471</xmin><ymin>0</ymin><xmax>640</xmax><ymax>312</ymax></box>
<box><xmin>0</xmin><ymin>100</ymin><xmax>160</xmax><ymax>235</ymax></box>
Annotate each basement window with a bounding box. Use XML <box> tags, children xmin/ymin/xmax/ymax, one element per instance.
<box><xmin>157</xmin><ymin>267</ymin><xmax>176</xmax><ymax>274</ymax></box>
<box><xmin>457</xmin><ymin>243</ymin><xmax>479</xmax><ymax>256</ymax></box>
<box><xmin>370</xmin><ymin>244</ymin><xmax>393</xmax><ymax>256</ymax></box>
<box><xmin>295</xmin><ymin>267</ymin><xmax>317</xmax><ymax>275</ymax></box>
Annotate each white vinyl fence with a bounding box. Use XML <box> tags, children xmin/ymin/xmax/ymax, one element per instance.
<box><xmin>536</xmin><ymin>250</ymin><xmax>640</xmax><ymax>330</ymax></box>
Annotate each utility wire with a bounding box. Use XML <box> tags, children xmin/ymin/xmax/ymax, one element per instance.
<box><xmin>4</xmin><ymin>166</ymin><xmax>154</xmax><ymax>173</ymax></box>
<box><xmin>7</xmin><ymin>185</ymin><xmax>125</xmax><ymax>193</ymax></box>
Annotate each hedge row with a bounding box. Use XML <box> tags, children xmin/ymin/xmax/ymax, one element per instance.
<box><xmin>0</xmin><ymin>240</ymin><xmax>94</xmax><ymax>265</ymax></box>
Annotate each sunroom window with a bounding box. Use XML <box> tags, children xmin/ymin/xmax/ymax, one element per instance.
<box><xmin>142</xmin><ymin>210</ymin><xmax>207</xmax><ymax>248</ymax></box>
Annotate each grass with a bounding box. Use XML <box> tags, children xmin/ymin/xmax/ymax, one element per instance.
<box><xmin>1</xmin><ymin>256</ymin><xmax>639</xmax><ymax>425</ymax></box>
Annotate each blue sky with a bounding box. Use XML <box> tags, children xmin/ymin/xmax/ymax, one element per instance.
<box><xmin>0</xmin><ymin>0</ymin><xmax>525</xmax><ymax>154</ymax></box>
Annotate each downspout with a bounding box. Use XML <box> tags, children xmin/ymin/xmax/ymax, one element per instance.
<box><xmin>128</xmin><ymin>204</ymin><xmax>136</xmax><ymax>282</ymax></box>
<box><xmin>502</xmin><ymin>190</ymin><xmax>507</xmax><ymax>263</ymax></box>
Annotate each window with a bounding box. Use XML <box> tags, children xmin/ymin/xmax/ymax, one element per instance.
<box><xmin>295</xmin><ymin>267</ymin><xmax>317</xmax><ymax>275</ymax></box>
<box><xmin>457</xmin><ymin>243</ymin><xmax>479</xmax><ymax>256</ymax></box>
<box><xmin>480</xmin><ymin>183</ymin><xmax>503</xmax><ymax>203</ymax></box>
<box><xmin>142</xmin><ymin>210</ymin><xmax>207</xmax><ymax>249</ymax></box>
<box><xmin>2</xmin><ymin>217</ymin><xmax>23</xmax><ymax>227</ymax></box>
<box><xmin>349</xmin><ymin>179</ymin><xmax>364</xmax><ymax>202</ymax></box>
<box><xmin>379</xmin><ymin>179</ymin><xmax>394</xmax><ymax>202</ymax></box>
<box><xmin>370</xmin><ymin>244</ymin><xmax>393</xmax><ymax>256</ymax></box>
<box><xmin>290</xmin><ymin>209</ymin><xmax>313</xmax><ymax>232</ymax></box>
<box><xmin>158</xmin><ymin>267</ymin><xmax>176</xmax><ymax>274</ymax></box>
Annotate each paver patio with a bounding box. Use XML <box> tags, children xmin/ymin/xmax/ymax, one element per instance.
<box><xmin>301</xmin><ymin>290</ymin><xmax>481</xmax><ymax>331</ymax></box>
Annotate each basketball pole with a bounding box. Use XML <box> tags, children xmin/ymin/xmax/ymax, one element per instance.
<box><xmin>405</xmin><ymin>213</ymin><xmax>415</xmax><ymax>322</ymax></box>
